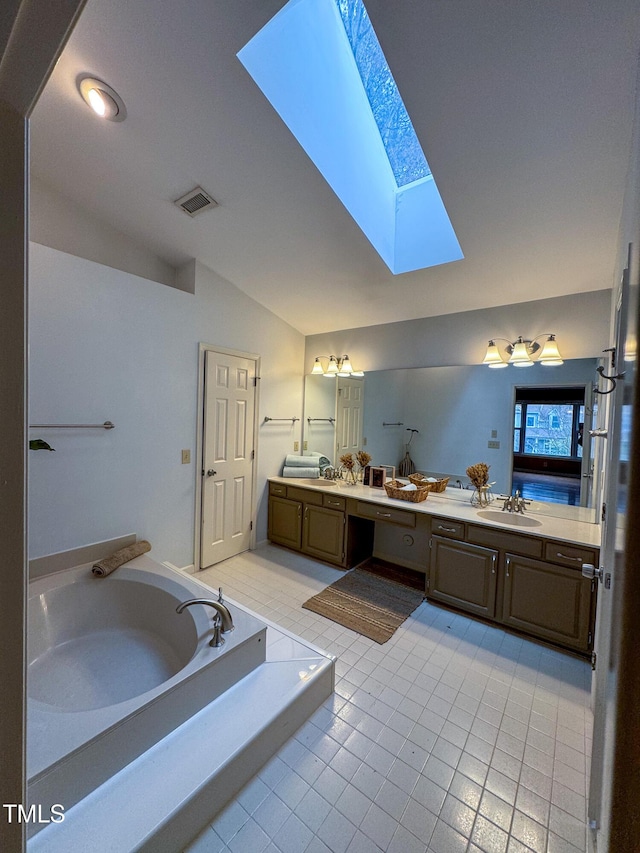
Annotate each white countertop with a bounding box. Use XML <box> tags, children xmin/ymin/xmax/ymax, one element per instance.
<box><xmin>270</xmin><ymin>477</ymin><xmax>602</xmax><ymax>549</ymax></box>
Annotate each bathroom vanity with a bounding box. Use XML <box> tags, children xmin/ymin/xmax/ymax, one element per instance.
<box><xmin>268</xmin><ymin>477</ymin><xmax>600</xmax><ymax>655</ymax></box>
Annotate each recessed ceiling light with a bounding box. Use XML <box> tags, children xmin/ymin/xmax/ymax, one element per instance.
<box><xmin>78</xmin><ymin>76</ymin><xmax>127</xmax><ymax>122</ymax></box>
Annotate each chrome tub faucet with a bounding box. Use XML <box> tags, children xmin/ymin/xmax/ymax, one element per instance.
<box><xmin>176</xmin><ymin>595</ymin><xmax>234</xmax><ymax>647</ymax></box>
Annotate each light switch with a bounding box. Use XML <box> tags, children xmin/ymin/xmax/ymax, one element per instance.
<box><xmin>487</xmin><ymin>440</ymin><xmax>500</xmax><ymax>449</ymax></box>
<box><xmin>294</xmin><ymin>441</ymin><xmax>299</xmax><ymax>451</ymax></box>
<box><xmin>303</xmin><ymin>440</ymin><xmax>308</xmax><ymax>450</ymax></box>
<box><xmin>181</xmin><ymin>449</ymin><xmax>191</xmax><ymax>464</ymax></box>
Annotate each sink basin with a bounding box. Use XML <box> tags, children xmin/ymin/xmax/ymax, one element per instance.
<box><xmin>292</xmin><ymin>478</ymin><xmax>338</xmax><ymax>487</ymax></box>
<box><xmin>477</xmin><ymin>509</ymin><xmax>542</xmax><ymax>528</ymax></box>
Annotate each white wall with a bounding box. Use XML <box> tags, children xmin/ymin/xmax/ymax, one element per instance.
<box><xmin>30</xmin><ymin>177</ymin><xmax>180</xmax><ymax>290</ymax></box>
<box><xmin>304</xmin><ymin>290</ymin><xmax>612</xmax><ymax>372</ymax></box>
<box><xmin>28</xmin><ymin>245</ymin><xmax>305</xmax><ymax>564</ymax></box>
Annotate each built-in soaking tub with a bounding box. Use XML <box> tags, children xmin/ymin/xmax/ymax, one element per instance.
<box><xmin>27</xmin><ymin>556</ymin><xmax>267</xmax><ymax>829</ymax></box>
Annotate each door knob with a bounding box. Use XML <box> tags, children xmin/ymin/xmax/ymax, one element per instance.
<box><xmin>582</xmin><ymin>563</ymin><xmax>603</xmax><ymax>582</ymax></box>
<box><xmin>206</xmin><ymin>469</ymin><xmax>217</xmax><ymax>477</ymax></box>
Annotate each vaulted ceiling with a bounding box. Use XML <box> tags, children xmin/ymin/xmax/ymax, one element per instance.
<box><xmin>31</xmin><ymin>0</ymin><xmax>640</xmax><ymax>335</ymax></box>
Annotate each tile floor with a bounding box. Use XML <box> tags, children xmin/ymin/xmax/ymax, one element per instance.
<box><xmin>186</xmin><ymin>544</ymin><xmax>592</xmax><ymax>853</ymax></box>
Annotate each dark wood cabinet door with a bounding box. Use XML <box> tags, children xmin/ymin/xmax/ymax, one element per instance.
<box><xmin>429</xmin><ymin>536</ymin><xmax>498</xmax><ymax>619</ymax></box>
<box><xmin>501</xmin><ymin>553</ymin><xmax>593</xmax><ymax>652</ymax></box>
<box><xmin>302</xmin><ymin>504</ymin><xmax>345</xmax><ymax>565</ymax></box>
<box><xmin>268</xmin><ymin>496</ymin><xmax>302</xmax><ymax>550</ymax></box>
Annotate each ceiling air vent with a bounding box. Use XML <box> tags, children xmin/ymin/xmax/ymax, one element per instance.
<box><xmin>174</xmin><ymin>187</ymin><xmax>218</xmax><ymax>217</ymax></box>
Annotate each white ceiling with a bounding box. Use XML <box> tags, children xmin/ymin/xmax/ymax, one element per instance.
<box><xmin>31</xmin><ymin>0</ymin><xmax>640</xmax><ymax>336</ymax></box>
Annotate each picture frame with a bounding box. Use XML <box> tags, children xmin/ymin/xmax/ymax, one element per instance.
<box><xmin>380</xmin><ymin>465</ymin><xmax>396</xmax><ymax>481</ymax></box>
<box><xmin>362</xmin><ymin>464</ymin><xmax>371</xmax><ymax>486</ymax></box>
<box><xmin>370</xmin><ymin>466</ymin><xmax>386</xmax><ymax>488</ymax></box>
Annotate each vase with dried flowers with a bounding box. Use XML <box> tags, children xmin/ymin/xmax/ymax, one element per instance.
<box><xmin>339</xmin><ymin>453</ymin><xmax>358</xmax><ymax>485</ymax></box>
<box><xmin>355</xmin><ymin>450</ymin><xmax>371</xmax><ymax>481</ymax></box>
<box><xmin>466</xmin><ymin>462</ymin><xmax>495</xmax><ymax>507</ymax></box>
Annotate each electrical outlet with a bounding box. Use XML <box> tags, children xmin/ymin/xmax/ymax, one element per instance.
<box><xmin>487</xmin><ymin>440</ymin><xmax>500</xmax><ymax>449</ymax></box>
<box><xmin>303</xmin><ymin>440</ymin><xmax>308</xmax><ymax>450</ymax></box>
<box><xmin>294</xmin><ymin>441</ymin><xmax>299</xmax><ymax>451</ymax></box>
<box><xmin>363</xmin><ymin>437</ymin><xmax>367</xmax><ymax>446</ymax></box>
<box><xmin>181</xmin><ymin>449</ymin><xmax>191</xmax><ymax>464</ymax></box>
<box><xmin>491</xmin><ymin>429</ymin><xmax>498</xmax><ymax>438</ymax></box>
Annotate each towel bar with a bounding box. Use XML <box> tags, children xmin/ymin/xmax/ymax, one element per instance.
<box><xmin>29</xmin><ymin>421</ymin><xmax>115</xmax><ymax>430</ymax></box>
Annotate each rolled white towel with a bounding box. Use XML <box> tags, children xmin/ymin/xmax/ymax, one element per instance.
<box><xmin>401</xmin><ymin>483</ymin><xmax>418</xmax><ymax>491</ymax></box>
<box><xmin>306</xmin><ymin>451</ymin><xmax>332</xmax><ymax>471</ymax></box>
<box><xmin>282</xmin><ymin>466</ymin><xmax>320</xmax><ymax>478</ymax></box>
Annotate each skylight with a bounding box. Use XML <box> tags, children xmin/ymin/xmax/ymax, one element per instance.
<box><xmin>334</xmin><ymin>0</ymin><xmax>430</xmax><ymax>188</ymax></box>
<box><xmin>238</xmin><ymin>0</ymin><xmax>462</xmax><ymax>275</ymax></box>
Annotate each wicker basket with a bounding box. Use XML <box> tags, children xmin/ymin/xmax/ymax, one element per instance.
<box><xmin>384</xmin><ymin>479</ymin><xmax>430</xmax><ymax>503</ymax></box>
<box><xmin>409</xmin><ymin>473</ymin><xmax>450</xmax><ymax>493</ymax></box>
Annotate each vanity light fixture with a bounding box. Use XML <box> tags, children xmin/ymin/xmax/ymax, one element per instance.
<box><xmin>78</xmin><ymin>76</ymin><xmax>127</xmax><ymax>122</ymax></box>
<box><xmin>310</xmin><ymin>355</ymin><xmax>364</xmax><ymax>377</ymax></box>
<box><xmin>482</xmin><ymin>335</ymin><xmax>564</xmax><ymax>369</ymax></box>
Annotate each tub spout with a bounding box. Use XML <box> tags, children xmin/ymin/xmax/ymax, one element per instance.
<box><xmin>176</xmin><ymin>598</ymin><xmax>234</xmax><ymax>633</ymax></box>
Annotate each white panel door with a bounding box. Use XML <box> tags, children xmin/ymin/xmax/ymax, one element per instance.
<box><xmin>201</xmin><ymin>351</ymin><xmax>256</xmax><ymax>568</ymax></box>
<box><xmin>588</xmin><ymin>261</ymin><xmax>632</xmax><ymax>850</ymax></box>
<box><xmin>336</xmin><ymin>377</ymin><xmax>364</xmax><ymax>456</ymax></box>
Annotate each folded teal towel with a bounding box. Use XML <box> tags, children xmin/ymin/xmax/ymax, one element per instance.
<box><xmin>282</xmin><ymin>466</ymin><xmax>320</xmax><ymax>478</ymax></box>
<box><xmin>284</xmin><ymin>455</ymin><xmax>325</xmax><ymax>467</ymax></box>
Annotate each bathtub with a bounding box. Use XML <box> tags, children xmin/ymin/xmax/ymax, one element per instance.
<box><xmin>27</xmin><ymin>556</ymin><xmax>267</xmax><ymax>829</ymax></box>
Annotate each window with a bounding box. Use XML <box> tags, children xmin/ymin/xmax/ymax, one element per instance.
<box><xmin>238</xmin><ymin>0</ymin><xmax>462</xmax><ymax>274</ymax></box>
<box><xmin>513</xmin><ymin>389</ymin><xmax>585</xmax><ymax>458</ymax></box>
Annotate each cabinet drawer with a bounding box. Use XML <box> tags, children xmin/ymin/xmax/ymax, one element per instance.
<box><xmin>287</xmin><ymin>487</ymin><xmax>323</xmax><ymax>506</ymax></box>
<box><xmin>269</xmin><ymin>482</ymin><xmax>287</xmax><ymax>497</ymax></box>
<box><xmin>323</xmin><ymin>494</ymin><xmax>346</xmax><ymax>511</ymax></box>
<box><xmin>467</xmin><ymin>524</ymin><xmax>542</xmax><ymax>558</ymax></box>
<box><xmin>431</xmin><ymin>517</ymin><xmax>465</xmax><ymax>539</ymax></box>
<box><xmin>355</xmin><ymin>501</ymin><xmax>416</xmax><ymax>528</ymax></box>
<box><xmin>543</xmin><ymin>541</ymin><xmax>597</xmax><ymax>569</ymax></box>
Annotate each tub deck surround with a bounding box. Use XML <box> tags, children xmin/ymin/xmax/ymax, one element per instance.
<box><xmin>268</xmin><ymin>476</ymin><xmax>601</xmax><ymax>549</ymax></box>
<box><xmin>27</xmin><ymin>622</ymin><xmax>334</xmax><ymax>853</ymax></box>
<box><xmin>28</xmin><ymin>557</ymin><xmax>268</xmax><ymax>825</ymax></box>
<box><xmin>27</xmin><ymin>554</ymin><xmax>334</xmax><ymax>849</ymax></box>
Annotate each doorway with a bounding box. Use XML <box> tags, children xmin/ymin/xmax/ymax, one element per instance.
<box><xmin>511</xmin><ymin>385</ymin><xmax>592</xmax><ymax>505</ymax></box>
<box><xmin>197</xmin><ymin>345</ymin><xmax>259</xmax><ymax>569</ymax></box>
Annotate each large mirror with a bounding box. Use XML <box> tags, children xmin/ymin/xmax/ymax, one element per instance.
<box><xmin>303</xmin><ymin>359</ymin><xmax>604</xmax><ymax>522</ymax></box>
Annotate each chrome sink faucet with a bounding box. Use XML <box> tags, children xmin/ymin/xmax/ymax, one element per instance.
<box><xmin>500</xmin><ymin>490</ymin><xmax>530</xmax><ymax>514</ymax></box>
<box><xmin>176</xmin><ymin>597</ymin><xmax>234</xmax><ymax>646</ymax></box>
